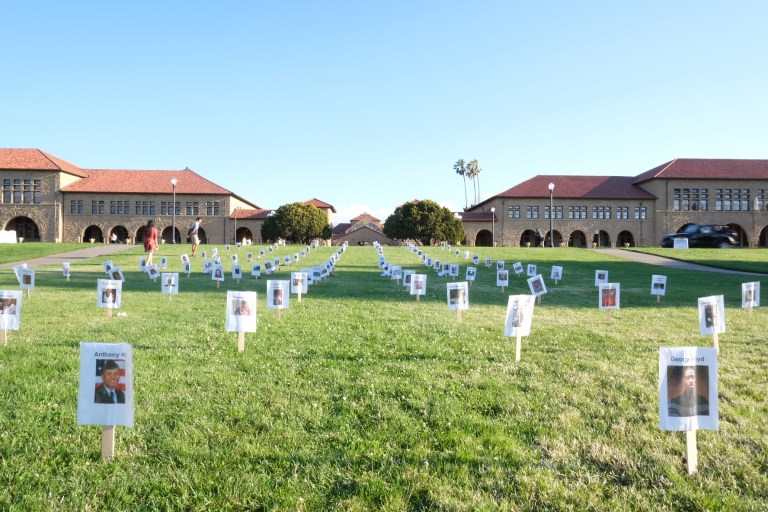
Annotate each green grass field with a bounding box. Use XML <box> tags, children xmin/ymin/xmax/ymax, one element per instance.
<box><xmin>0</xmin><ymin>244</ymin><xmax>766</xmax><ymax>511</ymax></box>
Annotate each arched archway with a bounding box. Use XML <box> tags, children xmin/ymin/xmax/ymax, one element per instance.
<box><xmin>83</xmin><ymin>225</ymin><xmax>103</xmax><ymax>243</ymax></box>
<box><xmin>545</xmin><ymin>230</ymin><xmax>562</xmax><ymax>247</ymax></box>
<box><xmin>520</xmin><ymin>229</ymin><xmax>536</xmax><ymax>247</ymax></box>
<box><xmin>593</xmin><ymin>230</ymin><xmax>611</xmax><ymax>248</ymax></box>
<box><xmin>236</xmin><ymin>227</ymin><xmax>253</xmax><ymax>243</ymax></box>
<box><xmin>110</xmin><ymin>226</ymin><xmax>129</xmax><ymax>244</ymax></box>
<box><xmin>5</xmin><ymin>216</ymin><xmax>40</xmax><ymax>242</ymax></box>
<box><xmin>161</xmin><ymin>226</ymin><xmax>180</xmax><ymax>244</ymax></box>
<box><xmin>759</xmin><ymin>226</ymin><xmax>768</xmax><ymax>247</ymax></box>
<box><xmin>135</xmin><ymin>227</ymin><xmax>145</xmax><ymax>243</ymax></box>
<box><xmin>197</xmin><ymin>227</ymin><xmax>208</xmax><ymax>244</ymax></box>
<box><xmin>617</xmin><ymin>231</ymin><xmax>635</xmax><ymax>247</ymax></box>
<box><xmin>568</xmin><ymin>230</ymin><xmax>587</xmax><ymax>248</ymax></box>
<box><xmin>724</xmin><ymin>223</ymin><xmax>748</xmax><ymax>247</ymax></box>
<box><xmin>475</xmin><ymin>229</ymin><xmax>492</xmax><ymax>247</ymax></box>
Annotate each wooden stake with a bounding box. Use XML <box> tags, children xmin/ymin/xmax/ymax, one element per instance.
<box><xmin>237</xmin><ymin>331</ymin><xmax>245</xmax><ymax>353</ymax></box>
<box><xmin>713</xmin><ymin>332</ymin><xmax>719</xmax><ymax>354</ymax></box>
<box><xmin>536</xmin><ymin>295</ymin><xmax>542</xmax><ymax>305</ymax></box>
<box><xmin>657</xmin><ymin>295</ymin><xmax>661</xmax><ymax>303</ymax></box>
<box><xmin>107</xmin><ymin>308</ymin><xmax>113</xmax><ymax>318</ymax></box>
<box><xmin>298</xmin><ymin>291</ymin><xmax>302</xmax><ymax>303</ymax></box>
<box><xmin>2</xmin><ymin>329</ymin><xmax>7</xmax><ymax>347</ymax></box>
<box><xmin>457</xmin><ymin>309</ymin><xmax>462</xmax><ymax>323</ymax></box>
<box><xmin>216</xmin><ymin>281</ymin><xmax>220</xmax><ymax>289</ymax></box>
<box><xmin>416</xmin><ymin>294</ymin><xmax>420</xmax><ymax>303</ymax></box>
<box><xmin>501</xmin><ymin>286</ymin><xmax>505</xmax><ymax>293</ymax></box>
<box><xmin>606</xmin><ymin>309</ymin><xmax>612</xmax><ymax>320</ymax></box>
<box><xmin>515</xmin><ymin>334</ymin><xmax>522</xmax><ymax>362</ymax></box>
<box><xmin>102</xmin><ymin>425</ymin><xmax>115</xmax><ymax>460</ymax></box>
<box><xmin>26</xmin><ymin>289</ymin><xmax>30</xmax><ymax>299</ymax></box>
<box><xmin>276</xmin><ymin>308</ymin><xmax>281</xmax><ymax>320</ymax></box>
<box><xmin>686</xmin><ymin>430</ymin><xmax>698</xmax><ymax>475</ymax></box>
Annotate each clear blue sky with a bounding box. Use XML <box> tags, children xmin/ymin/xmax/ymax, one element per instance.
<box><xmin>2</xmin><ymin>1</ymin><xmax>767</xmax><ymax>223</ymax></box>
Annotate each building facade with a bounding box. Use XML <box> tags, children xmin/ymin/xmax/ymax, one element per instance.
<box><xmin>461</xmin><ymin>159</ymin><xmax>768</xmax><ymax>247</ymax></box>
<box><xmin>0</xmin><ymin>149</ymin><xmax>336</xmax><ymax>245</ymax></box>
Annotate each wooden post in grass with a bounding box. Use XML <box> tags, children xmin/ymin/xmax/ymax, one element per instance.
<box><xmin>216</xmin><ymin>281</ymin><xmax>220</xmax><ymax>289</ymax></box>
<box><xmin>276</xmin><ymin>308</ymin><xmax>281</xmax><ymax>320</ymax></box>
<box><xmin>416</xmin><ymin>294</ymin><xmax>420</xmax><ymax>303</ymax></box>
<box><xmin>107</xmin><ymin>308</ymin><xmax>113</xmax><ymax>318</ymax></box>
<box><xmin>298</xmin><ymin>289</ymin><xmax>302</xmax><ymax>303</ymax></box>
<box><xmin>102</xmin><ymin>426</ymin><xmax>115</xmax><ymax>460</ymax></box>
<box><xmin>2</xmin><ymin>329</ymin><xmax>7</xmax><ymax>347</ymax></box>
<box><xmin>606</xmin><ymin>309</ymin><xmax>612</xmax><ymax>320</ymax></box>
<box><xmin>515</xmin><ymin>334</ymin><xmax>522</xmax><ymax>362</ymax></box>
<box><xmin>657</xmin><ymin>295</ymin><xmax>661</xmax><ymax>303</ymax></box>
<box><xmin>26</xmin><ymin>289</ymin><xmax>30</xmax><ymax>299</ymax></box>
<box><xmin>686</xmin><ymin>430</ymin><xmax>698</xmax><ymax>475</ymax></box>
<box><xmin>237</xmin><ymin>332</ymin><xmax>245</xmax><ymax>353</ymax></box>
<box><xmin>536</xmin><ymin>295</ymin><xmax>542</xmax><ymax>305</ymax></box>
<box><xmin>457</xmin><ymin>309</ymin><xmax>462</xmax><ymax>323</ymax></box>
<box><xmin>713</xmin><ymin>332</ymin><xmax>719</xmax><ymax>354</ymax></box>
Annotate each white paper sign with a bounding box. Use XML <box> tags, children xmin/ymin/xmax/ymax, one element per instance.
<box><xmin>161</xmin><ymin>273</ymin><xmax>179</xmax><ymax>295</ymax></box>
<box><xmin>109</xmin><ymin>268</ymin><xmax>125</xmax><ymax>282</ymax></box>
<box><xmin>496</xmin><ymin>270</ymin><xmax>509</xmax><ymax>287</ymax></box>
<box><xmin>211</xmin><ymin>265</ymin><xmax>225</xmax><ymax>282</ymax></box>
<box><xmin>527</xmin><ymin>274</ymin><xmax>547</xmax><ymax>297</ymax></box>
<box><xmin>226</xmin><ymin>291</ymin><xmax>257</xmax><ymax>332</ymax></box>
<box><xmin>673</xmin><ymin>238</ymin><xmax>689</xmax><ymax>249</ymax></box>
<box><xmin>0</xmin><ymin>290</ymin><xmax>23</xmax><ymax>330</ymax></box>
<box><xmin>742</xmin><ymin>282</ymin><xmax>760</xmax><ymax>308</ymax></box>
<box><xmin>410</xmin><ymin>274</ymin><xmax>427</xmax><ymax>296</ymax></box>
<box><xmin>513</xmin><ymin>262</ymin><xmax>524</xmax><ymax>275</ymax></box>
<box><xmin>77</xmin><ymin>342</ymin><xmax>134</xmax><ymax>427</ymax></box>
<box><xmin>465</xmin><ymin>267</ymin><xmax>477</xmax><ymax>281</ymax></box>
<box><xmin>267</xmin><ymin>280</ymin><xmax>290</xmax><ymax>309</ymax></box>
<box><xmin>551</xmin><ymin>266</ymin><xmax>563</xmax><ymax>281</ymax></box>
<box><xmin>232</xmin><ymin>265</ymin><xmax>243</xmax><ymax>280</ymax></box>
<box><xmin>496</xmin><ymin>260</ymin><xmax>505</xmax><ymax>270</ymax></box>
<box><xmin>97</xmin><ymin>280</ymin><xmax>122</xmax><ymax>309</ymax></box>
<box><xmin>291</xmin><ymin>272</ymin><xmax>308</xmax><ymax>294</ymax></box>
<box><xmin>698</xmin><ymin>295</ymin><xmax>725</xmax><ymax>335</ymax></box>
<box><xmin>19</xmin><ymin>269</ymin><xmax>35</xmax><ymax>290</ymax></box>
<box><xmin>595</xmin><ymin>270</ymin><xmax>608</xmax><ymax>286</ymax></box>
<box><xmin>651</xmin><ymin>275</ymin><xmax>667</xmax><ymax>296</ymax></box>
<box><xmin>659</xmin><ymin>347</ymin><xmax>718</xmax><ymax>431</ymax></box>
<box><xmin>526</xmin><ymin>264</ymin><xmax>537</xmax><ymax>277</ymax></box>
<box><xmin>598</xmin><ymin>283</ymin><xmax>620</xmax><ymax>309</ymax></box>
<box><xmin>446</xmin><ymin>282</ymin><xmax>469</xmax><ymax>311</ymax></box>
<box><xmin>504</xmin><ymin>295</ymin><xmax>535</xmax><ymax>337</ymax></box>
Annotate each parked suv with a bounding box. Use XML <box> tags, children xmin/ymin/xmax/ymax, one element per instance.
<box><xmin>660</xmin><ymin>224</ymin><xmax>738</xmax><ymax>248</ymax></box>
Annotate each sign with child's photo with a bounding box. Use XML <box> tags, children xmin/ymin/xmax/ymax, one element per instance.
<box><xmin>446</xmin><ymin>282</ymin><xmax>469</xmax><ymax>311</ymax></box>
<box><xmin>97</xmin><ymin>280</ymin><xmax>122</xmax><ymax>309</ymax></box>
<box><xmin>0</xmin><ymin>290</ymin><xmax>23</xmax><ymax>330</ymax></box>
<box><xmin>698</xmin><ymin>295</ymin><xmax>725</xmax><ymax>335</ymax></box>
<box><xmin>226</xmin><ymin>291</ymin><xmax>257</xmax><ymax>332</ymax></box>
<box><xmin>504</xmin><ymin>294</ymin><xmax>535</xmax><ymax>337</ymax></box>
<box><xmin>659</xmin><ymin>346</ymin><xmax>718</xmax><ymax>431</ymax></box>
<box><xmin>410</xmin><ymin>274</ymin><xmax>427</xmax><ymax>296</ymax></box>
<box><xmin>77</xmin><ymin>342</ymin><xmax>134</xmax><ymax>427</ymax></box>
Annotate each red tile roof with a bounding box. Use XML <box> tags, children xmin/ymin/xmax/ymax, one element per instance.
<box><xmin>0</xmin><ymin>148</ymin><xmax>87</xmax><ymax>177</ymax></box>
<box><xmin>492</xmin><ymin>175</ymin><xmax>656</xmax><ymax>201</ymax></box>
<box><xmin>232</xmin><ymin>208</ymin><xmax>274</xmax><ymax>219</ymax></box>
<box><xmin>304</xmin><ymin>198</ymin><xmax>336</xmax><ymax>212</ymax></box>
<box><xmin>633</xmin><ymin>158</ymin><xmax>768</xmax><ymax>183</ymax></box>
<box><xmin>350</xmin><ymin>212</ymin><xmax>381</xmax><ymax>223</ymax></box>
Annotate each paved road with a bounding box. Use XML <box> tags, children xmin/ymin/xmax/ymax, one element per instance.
<box><xmin>599</xmin><ymin>248</ymin><xmax>766</xmax><ymax>276</ymax></box>
<box><xmin>0</xmin><ymin>243</ymin><xmax>136</xmax><ymax>269</ymax></box>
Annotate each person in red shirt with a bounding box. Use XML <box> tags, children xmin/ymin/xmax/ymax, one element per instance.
<box><xmin>143</xmin><ymin>220</ymin><xmax>159</xmax><ymax>266</ymax></box>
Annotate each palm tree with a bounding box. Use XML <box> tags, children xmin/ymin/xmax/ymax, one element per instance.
<box><xmin>454</xmin><ymin>159</ymin><xmax>468</xmax><ymax>210</ymax></box>
<box><xmin>467</xmin><ymin>159</ymin><xmax>481</xmax><ymax>206</ymax></box>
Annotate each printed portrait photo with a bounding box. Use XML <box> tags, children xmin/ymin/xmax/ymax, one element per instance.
<box><xmin>666</xmin><ymin>365</ymin><xmax>710</xmax><ymax>418</ymax></box>
<box><xmin>446</xmin><ymin>283</ymin><xmax>468</xmax><ymax>310</ymax></box>
<box><xmin>504</xmin><ymin>295</ymin><xmax>535</xmax><ymax>337</ymax></box>
<box><xmin>94</xmin><ymin>359</ymin><xmax>126</xmax><ymax>404</ymax></box>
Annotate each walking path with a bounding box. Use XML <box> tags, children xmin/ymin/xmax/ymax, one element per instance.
<box><xmin>0</xmin><ymin>244</ymin><xmax>136</xmax><ymax>269</ymax></box>
<box><xmin>599</xmin><ymin>248</ymin><xmax>767</xmax><ymax>276</ymax></box>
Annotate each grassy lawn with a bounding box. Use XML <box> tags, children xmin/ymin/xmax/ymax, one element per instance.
<box><xmin>0</xmin><ymin>244</ymin><xmax>766</xmax><ymax>511</ymax></box>
<box><xmin>631</xmin><ymin>247</ymin><xmax>768</xmax><ymax>274</ymax></box>
<box><xmin>0</xmin><ymin>242</ymin><xmax>90</xmax><ymax>265</ymax></box>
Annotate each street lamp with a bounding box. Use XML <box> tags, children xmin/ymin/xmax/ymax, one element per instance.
<box><xmin>490</xmin><ymin>207</ymin><xmax>496</xmax><ymax>247</ymax></box>
<box><xmin>548</xmin><ymin>182</ymin><xmax>555</xmax><ymax>247</ymax></box>
<box><xmin>170</xmin><ymin>178</ymin><xmax>178</xmax><ymax>243</ymax></box>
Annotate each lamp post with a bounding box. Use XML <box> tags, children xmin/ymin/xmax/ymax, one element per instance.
<box><xmin>171</xmin><ymin>178</ymin><xmax>177</xmax><ymax>243</ymax></box>
<box><xmin>548</xmin><ymin>182</ymin><xmax>555</xmax><ymax>247</ymax></box>
<box><xmin>490</xmin><ymin>207</ymin><xmax>496</xmax><ymax>247</ymax></box>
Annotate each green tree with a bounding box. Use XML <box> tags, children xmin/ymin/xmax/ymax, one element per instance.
<box><xmin>260</xmin><ymin>202</ymin><xmax>330</xmax><ymax>244</ymax></box>
<box><xmin>454</xmin><ymin>159</ymin><xmax>468</xmax><ymax>210</ymax></box>
<box><xmin>467</xmin><ymin>159</ymin><xmax>481</xmax><ymax>206</ymax></box>
<box><xmin>383</xmin><ymin>199</ymin><xmax>465</xmax><ymax>246</ymax></box>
